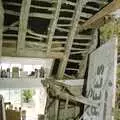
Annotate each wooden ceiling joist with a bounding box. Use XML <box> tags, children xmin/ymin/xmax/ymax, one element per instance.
<box><xmin>0</xmin><ymin>0</ymin><xmax>4</xmax><ymax>56</ymax></box>
<box><xmin>81</xmin><ymin>0</ymin><xmax>120</xmax><ymax>30</ymax></box>
<box><xmin>17</xmin><ymin>0</ymin><xmax>31</xmax><ymax>55</ymax></box>
<box><xmin>47</xmin><ymin>0</ymin><xmax>63</xmax><ymax>54</ymax></box>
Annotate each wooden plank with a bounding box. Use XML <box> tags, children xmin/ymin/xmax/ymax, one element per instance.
<box><xmin>57</xmin><ymin>0</ymin><xmax>88</xmax><ymax>79</ymax></box>
<box><xmin>17</xmin><ymin>0</ymin><xmax>31</xmax><ymax>55</ymax></box>
<box><xmin>81</xmin><ymin>0</ymin><xmax>120</xmax><ymax>30</ymax></box>
<box><xmin>0</xmin><ymin>0</ymin><xmax>4</xmax><ymax>56</ymax></box>
<box><xmin>47</xmin><ymin>0</ymin><xmax>62</xmax><ymax>54</ymax></box>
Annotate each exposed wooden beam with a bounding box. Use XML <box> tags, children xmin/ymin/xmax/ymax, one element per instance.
<box><xmin>47</xmin><ymin>0</ymin><xmax>62</xmax><ymax>54</ymax></box>
<box><xmin>57</xmin><ymin>0</ymin><xmax>88</xmax><ymax>79</ymax></box>
<box><xmin>17</xmin><ymin>0</ymin><xmax>31</xmax><ymax>55</ymax></box>
<box><xmin>2</xmin><ymin>47</ymin><xmax>64</xmax><ymax>58</ymax></box>
<box><xmin>81</xmin><ymin>0</ymin><xmax>120</xmax><ymax>30</ymax></box>
<box><xmin>0</xmin><ymin>0</ymin><xmax>4</xmax><ymax>56</ymax></box>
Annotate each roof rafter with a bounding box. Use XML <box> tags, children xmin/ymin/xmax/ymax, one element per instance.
<box><xmin>57</xmin><ymin>0</ymin><xmax>88</xmax><ymax>79</ymax></box>
<box><xmin>81</xmin><ymin>0</ymin><xmax>120</xmax><ymax>30</ymax></box>
<box><xmin>47</xmin><ymin>0</ymin><xmax>63</xmax><ymax>54</ymax></box>
<box><xmin>17</xmin><ymin>0</ymin><xmax>31</xmax><ymax>55</ymax></box>
<box><xmin>0</xmin><ymin>0</ymin><xmax>4</xmax><ymax>56</ymax></box>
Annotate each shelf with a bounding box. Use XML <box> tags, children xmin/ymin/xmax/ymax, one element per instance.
<box><xmin>0</xmin><ymin>78</ymin><xmax>84</xmax><ymax>89</ymax></box>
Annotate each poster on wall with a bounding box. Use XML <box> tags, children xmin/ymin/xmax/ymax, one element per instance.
<box><xmin>83</xmin><ymin>37</ymin><xmax>117</xmax><ymax>120</ymax></box>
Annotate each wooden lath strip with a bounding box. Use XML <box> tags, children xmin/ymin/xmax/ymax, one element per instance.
<box><xmin>70</xmin><ymin>51</ymin><xmax>88</xmax><ymax>55</ymax></box>
<box><xmin>56</xmin><ymin>27</ymin><xmax>69</xmax><ymax>32</ymax></box>
<box><xmin>0</xmin><ymin>0</ymin><xmax>4</xmax><ymax>56</ymax></box>
<box><xmin>84</xmin><ymin>5</ymin><xmax>99</xmax><ymax>11</ymax></box>
<box><xmin>17</xmin><ymin>0</ymin><xmax>31</xmax><ymax>55</ymax></box>
<box><xmin>31</xmin><ymin>5</ymin><xmax>55</xmax><ymax>11</ymax></box>
<box><xmin>63</xmin><ymin>0</ymin><xmax>76</xmax><ymax>6</ymax></box>
<box><xmin>27</xmin><ymin>29</ymin><xmax>48</xmax><ymax>38</ymax></box>
<box><xmin>4</xmin><ymin>2</ymin><xmax>21</xmax><ymax>7</ymax></box>
<box><xmin>4</xmin><ymin>2</ymin><xmax>55</xmax><ymax>11</ymax></box>
<box><xmin>4</xmin><ymin>26</ymin><xmax>18</xmax><ymax>32</ymax></box>
<box><xmin>52</xmin><ymin>41</ymin><xmax>66</xmax><ymax>44</ymax></box>
<box><xmin>65</xmin><ymin>68</ymin><xmax>79</xmax><ymax>71</ymax></box>
<box><xmin>29</xmin><ymin>13</ymin><xmax>54</xmax><ymax>19</ymax></box>
<box><xmin>57</xmin><ymin>24</ymin><xmax>72</xmax><ymax>27</ymax></box>
<box><xmin>33</xmin><ymin>0</ymin><xmax>56</xmax><ymax>3</ymax></box>
<box><xmin>5</xmin><ymin>10</ymin><xmax>53</xmax><ymax>19</ymax></box>
<box><xmin>57</xmin><ymin>0</ymin><xmax>88</xmax><ymax>79</ymax></box>
<box><xmin>47</xmin><ymin>0</ymin><xmax>62</xmax><ymax>54</ymax></box>
<box><xmin>68</xmin><ymin>59</ymin><xmax>82</xmax><ymax>63</ymax></box>
<box><xmin>73</xmin><ymin>42</ymin><xmax>91</xmax><ymax>46</ymax></box>
<box><xmin>90</xmin><ymin>0</ymin><xmax>108</xmax><ymax>5</ymax></box>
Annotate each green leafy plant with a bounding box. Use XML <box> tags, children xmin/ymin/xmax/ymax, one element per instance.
<box><xmin>22</xmin><ymin>89</ymin><xmax>35</xmax><ymax>103</ymax></box>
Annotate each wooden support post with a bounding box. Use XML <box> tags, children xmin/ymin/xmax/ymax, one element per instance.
<box><xmin>54</xmin><ymin>99</ymin><xmax>59</xmax><ymax>120</ymax></box>
<box><xmin>17</xmin><ymin>0</ymin><xmax>31</xmax><ymax>55</ymax></box>
<box><xmin>63</xmin><ymin>95</ymin><xmax>69</xmax><ymax>120</ymax></box>
<box><xmin>57</xmin><ymin>0</ymin><xmax>88</xmax><ymax>79</ymax></box>
<box><xmin>0</xmin><ymin>0</ymin><xmax>4</xmax><ymax>57</ymax></box>
<box><xmin>47</xmin><ymin>0</ymin><xmax>62</xmax><ymax>55</ymax></box>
